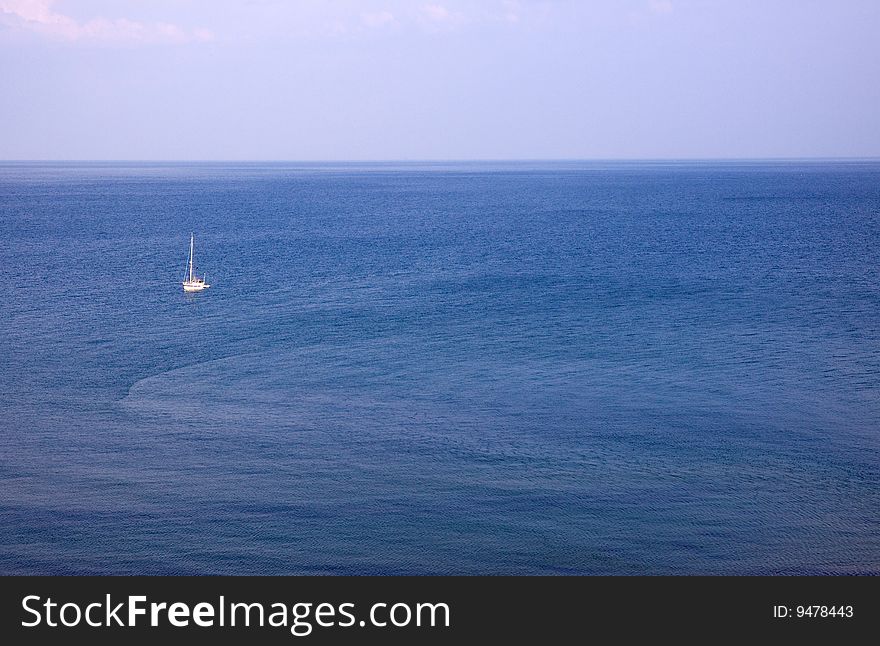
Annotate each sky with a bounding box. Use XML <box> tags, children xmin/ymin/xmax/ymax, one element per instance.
<box><xmin>0</xmin><ymin>0</ymin><xmax>878</xmax><ymax>160</ymax></box>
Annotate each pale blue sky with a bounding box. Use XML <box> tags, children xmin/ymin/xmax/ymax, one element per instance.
<box><xmin>1</xmin><ymin>0</ymin><xmax>878</xmax><ymax>160</ymax></box>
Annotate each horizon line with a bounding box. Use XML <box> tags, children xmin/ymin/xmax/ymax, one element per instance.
<box><xmin>2</xmin><ymin>156</ymin><xmax>880</xmax><ymax>164</ymax></box>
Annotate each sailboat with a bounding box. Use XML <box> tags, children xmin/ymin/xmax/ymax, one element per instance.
<box><xmin>182</xmin><ymin>233</ymin><xmax>210</xmax><ymax>292</ymax></box>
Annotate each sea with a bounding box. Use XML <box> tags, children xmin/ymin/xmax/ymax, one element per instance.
<box><xmin>0</xmin><ymin>160</ymin><xmax>878</xmax><ymax>575</ymax></box>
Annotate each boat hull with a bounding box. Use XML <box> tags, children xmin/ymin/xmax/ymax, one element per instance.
<box><xmin>182</xmin><ymin>282</ymin><xmax>209</xmax><ymax>292</ymax></box>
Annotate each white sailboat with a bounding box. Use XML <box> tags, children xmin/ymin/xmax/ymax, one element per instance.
<box><xmin>182</xmin><ymin>233</ymin><xmax>210</xmax><ymax>292</ymax></box>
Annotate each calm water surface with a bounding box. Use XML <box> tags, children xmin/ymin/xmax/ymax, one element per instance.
<box><xmin>0</xmin><ymin>160</ymin><xmax>878</xmax><ymax>574</ymax></box>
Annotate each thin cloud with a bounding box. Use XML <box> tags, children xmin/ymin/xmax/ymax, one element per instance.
<box><xmin>420</xmin><ymin>4</ymin><xmax>464</xmax><ymax>24</ymax></box>
<box><xmin>422</xmin><ymin>4</ymin><xmax>451</xmax><ymax>22</ymax></box>
<box><xmin>648</xmin><ymin>0</ymin><xmax>674</xmax><ymax>14</ymax></box>
<box><xmin>0</xmin><ymin>0</ymin><xmax>214</xmax><ymax>43</ymax></box>
<box><xmin>498</xmin><ymin>0</ymin><xmax>520</xmax><ymax>24</ymax></box>
<box><xmin>361</xmin><ymin>11</ymin><xmax>396</xmax><ymax>29</ymax></box>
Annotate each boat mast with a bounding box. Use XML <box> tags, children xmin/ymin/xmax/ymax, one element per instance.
<box><xmin>189</xmin><ymin>233</ymin><xmax>194</xmax><ymax>282</ymax></box>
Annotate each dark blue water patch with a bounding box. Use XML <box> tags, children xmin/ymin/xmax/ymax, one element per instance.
<box><xmin>0</xmin><ymin>161</ymin><xmax>878</xmax><ymax>574</ymax></box>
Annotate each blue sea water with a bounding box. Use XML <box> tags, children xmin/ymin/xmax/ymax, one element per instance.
<box><xmin>0</xmin><ymin>160</ymin><xmax>878</xmax><ymax>575</ymax></box>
